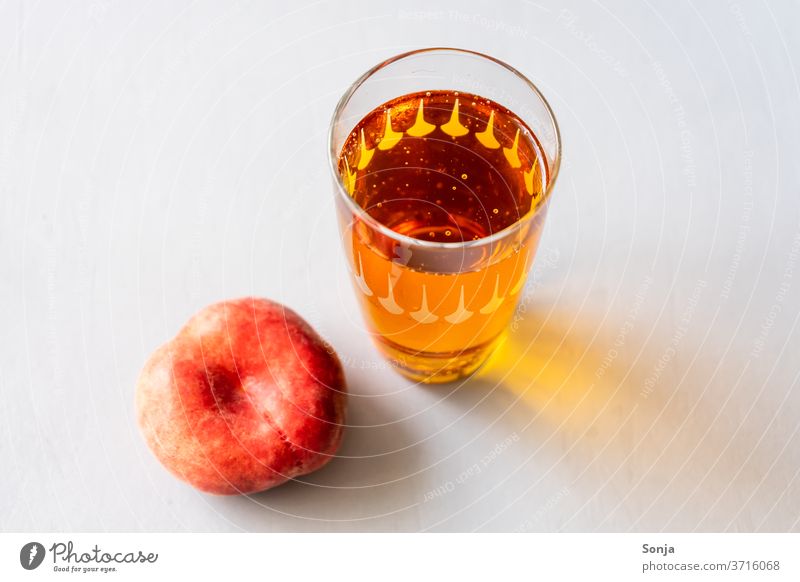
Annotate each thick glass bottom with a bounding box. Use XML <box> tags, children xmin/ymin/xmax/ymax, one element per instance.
<box><xmin>374</xmin><ymin>334</ymin><xmax>502</xmax><ymax>384</ymax></box>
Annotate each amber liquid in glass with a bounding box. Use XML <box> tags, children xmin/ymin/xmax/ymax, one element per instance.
<box><xmin>338</xmin><ymin>90</ymin><xmax>549</xmax><ymax>382</ymax></box>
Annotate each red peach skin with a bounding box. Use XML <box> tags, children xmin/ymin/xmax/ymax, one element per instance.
<box><xmin>135</xmin><ymin>298</ymin><xmax>347</xmax><ymax>495</ymax></box>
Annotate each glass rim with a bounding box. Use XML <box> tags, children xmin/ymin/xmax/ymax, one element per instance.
<box><xmin>327</xmin><ymin>47</ymin><xmax>562</xmax><ymax>250</ymax></box>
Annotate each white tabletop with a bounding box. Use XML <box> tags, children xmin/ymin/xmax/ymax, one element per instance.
<box><xmin>2</xmin><ymin>0</ymin><xmax>799</xmax><ymax>532</ymax></box>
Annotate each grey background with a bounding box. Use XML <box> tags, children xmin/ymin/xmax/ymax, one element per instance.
<box><xmin>1</xmin><ymin>0</ymin><xmax>799</xmax><ymax>531</ymax></box>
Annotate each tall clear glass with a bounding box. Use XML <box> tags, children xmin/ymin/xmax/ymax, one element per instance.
<box><xmin>328</xmin><ymin>48</ymin><xmax>561</xmax><ymax>383</ymax></box>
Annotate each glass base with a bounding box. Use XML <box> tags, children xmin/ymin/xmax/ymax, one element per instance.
<box><xmin>375</xmin><ymin>335</ymin><xmax>502</xmax><ymax>384</ymax></box>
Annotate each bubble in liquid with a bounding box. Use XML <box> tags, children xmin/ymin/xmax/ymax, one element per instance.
<box><xmin>461</xmin><ymin>173</ymin><xmax>468</xmax><ymax>180</ymax></box>
<box><xmin>445</xmin><ymin>230</ymin><xmax>452</xmax><ymax>237</ymax></box>
<box><xmin>492</xmin><ymin>208</ymin><xmax>499</xmax><ymax>214</ymax></box>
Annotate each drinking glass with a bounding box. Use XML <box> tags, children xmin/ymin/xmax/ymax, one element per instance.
<box><xmin>328</xmin><ymin>48</ymin><xmax>561</xmax><ymax>383</ymax></box>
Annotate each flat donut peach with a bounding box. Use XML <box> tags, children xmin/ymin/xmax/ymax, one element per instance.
<box><xmin>135</xmin><ymin>297</ymin><xmax>346</xmax><ymax>495</ymax></box>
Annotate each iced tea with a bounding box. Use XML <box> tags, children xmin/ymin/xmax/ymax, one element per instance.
<box><xmin>336</xmin><ymin>89</ymin><xmax>551</xmax><ymax>382</ymax></box>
